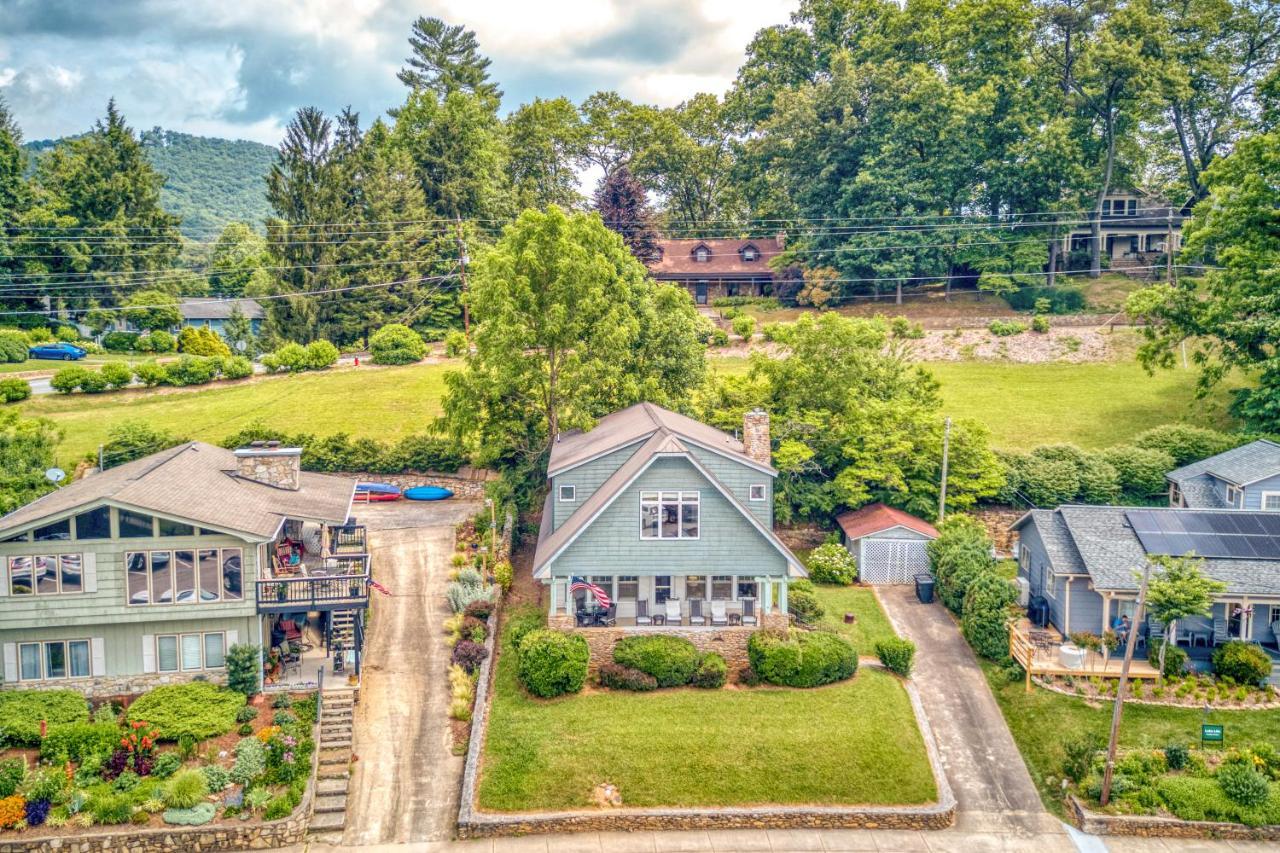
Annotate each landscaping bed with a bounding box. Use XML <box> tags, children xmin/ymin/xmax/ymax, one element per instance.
<box><xmin>0</xmin><ymin>684</ymin><xmax>316</xmax><ymax>840</ymax></box>
<box><xmin>474</xmin><ymin>612</ymin><xmax>936</xmax><ymax>812</ymax></box>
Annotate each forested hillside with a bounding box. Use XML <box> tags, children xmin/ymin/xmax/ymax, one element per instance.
<box><xmin>24</xmin><ymin>128</ymin><xmax>274</xmax><ymax>236</ymax></box>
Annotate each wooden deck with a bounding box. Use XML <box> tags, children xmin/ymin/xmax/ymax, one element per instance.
<box><xmin>1010</xmin><ymin>620</ymin><xmax>1160</xmax><ymax>690</ymax></box>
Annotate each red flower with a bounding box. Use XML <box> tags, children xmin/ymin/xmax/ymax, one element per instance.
<box><xmin>120</xmin><ymin>737</ymin><xmax>128</xmax><ymax>747</ymax></box>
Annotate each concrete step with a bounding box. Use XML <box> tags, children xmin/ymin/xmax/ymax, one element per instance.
<box><xmin>318</xmin><ymin>767</ymin><xmax>350</xmax><ymax>781</ymax></box>
<box><xmin>313</xmin><ymin>794</ymin><xmax>347</xmax><ymax>814</ymax></box>
<box><xmin>319</xmin><ymin>750</ymin><xmax>351</xmax><ymax>765</ymax></box>
<box><xmin>308</xmin><ymin>810</ymin><xmax>346</xmax><ymax>833</ymax></box>
<box><xmin>316</xmin><ymin>778</ymin><xmax>349</xmax><ymax>796</ymax></box>
<box><xmin>321</xmin><ymin>723</ymin><xmax>352</xmax><ymax>733</ymax></box>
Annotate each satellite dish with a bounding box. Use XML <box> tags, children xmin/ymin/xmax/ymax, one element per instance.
<box><xmin>45</xmin><ymin>468</ymin><xmax>66</xmax><ymax>483</ymax></box>
<box><xmin>235</xmin><ymin>340</ymin><xmax>248</xmax><ymax>352</ymax></box>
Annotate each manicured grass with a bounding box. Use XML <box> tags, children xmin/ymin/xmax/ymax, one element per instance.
<box><xmin>478</xmin><ymin>627</ymin><xmax>936</xmax><ymax>811</ymax></box>
<box><xmin>0</xmin><ymin>352</ymin><xmax>157</xmax><ymax>375</ymax></box>
<box><xmin>24</xmin><ymin>361</ymin><xmax>458</xmax><ymax>466</ymax></box>
<box><xmin>811</xmin><ymin>584</ymin><xmax>899</xmax><ymax>653</ymax></box>
<box><xmin>983</xmin><ymin>662</ymin><xmax>1280</xmax><ymax>816</ymax></box>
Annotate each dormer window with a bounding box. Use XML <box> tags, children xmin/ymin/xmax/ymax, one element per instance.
<box><xmin>1226</xmin><ymin>484</ymin><xmax>1241</xmax><ymax>507</ymax></box>
<box><xmin>741</xmin><ymin>244</ymin><xmax>759</xmax><ymax>262</ymax></box>
<box><xmin>693</xmin><ymin>245</ymin><xmax>710</xmax><ymax>263</ymax></box>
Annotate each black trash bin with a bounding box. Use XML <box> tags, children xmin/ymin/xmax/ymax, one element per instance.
<box><xmin>914</xmin><ymin>573</ymin><xmax>934</xmax><ymax>604</ymax></box>
<box><xmin>1028</xmin><ymin>595</ymin><xmax>1050</xmax><ymax>628</ymax></box>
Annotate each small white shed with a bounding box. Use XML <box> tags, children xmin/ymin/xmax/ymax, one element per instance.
<box><xmin>836</xmin><ymin>503</ymin><xmax>939</xmax><ymax>585</ymax></box>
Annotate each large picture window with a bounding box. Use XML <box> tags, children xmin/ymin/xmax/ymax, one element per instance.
<box><xmin>639</xmin><ymin>491</ymin><xmax>699</xmax><ymax>539</ymax></box>
<box><xmin>8</xmin><ymin>554</ymin><xmax>84</xmax><ymax>596</ymax></box>
<box><xmin>127</xmin><ymin>548</ymin><xmax>243</xmax><ymax>605</ymax></box>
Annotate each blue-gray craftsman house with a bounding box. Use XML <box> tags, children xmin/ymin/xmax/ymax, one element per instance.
<box><xmin>534</xmin><ymin>403</ymin><xmax>803</xmax><ymax>633</ymax></box>
<box><xmin>1166</xmin><ymin>439</ymin><xmax>1280</xmax><ymax>510</ymax></box>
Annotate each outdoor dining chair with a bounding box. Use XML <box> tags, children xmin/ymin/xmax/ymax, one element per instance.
<box><xmin>635</xmin><ymin>599</ymin><xmax>653</xmax><ymax>626</ymax></box>
<box><xmin>1148</xmin><ymin>620</ymin><xmax>1165</xmax><ymax>645</ymax></box>
<box><xmin>1213</xmin><ymin>617</ymin><xmax>1229</xmax><ymax>647</ymax></box>
<box><xmin>665</xmin><ymin>599</ymin><xmax>682</xmax><ymax>626</ymax></box>
<box><xmin>741</xmin><ymin>598</ymin><xmax>758</xmax><ymax>626</ymax></box>
<box><xmin>688</xmin><ymin>599</ymin><xmax>706</xmax><ymax>625</ymax></box>
<box><xmin>710</xmin><ymin>600</ymin><xmax>729</xmax><ymax>626</ymax></box>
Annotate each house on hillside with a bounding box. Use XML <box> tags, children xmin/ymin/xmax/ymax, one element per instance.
<box><xmin>647</xmin><ymin>237</ymin><xmax>784</xmax><ymax>305</ymax></box>
<box><xmin>534</xmin><ymin>403</ymin><xmax>802</xmax><ymax>663</ymax></box>
<box><xmin>1063</xmin><ymin>190</ymin><xmax>1187</xmax><ymax>271</ymax></box>
<box><xmin>0</xmin><ymin>441</ymin><xmax>369</xmax><ymax>696</ymax></box>
<box><xmin>178</xmin><ymin>298</ymin><xmax>265</xmax><ymax>339</ymax></box>
<box><xmin>1011</xmin><ymin>504</ymin><xmax>1280</xmax><ymax>682</ymax></box>
<box><xmin>1165</xmin><ymin>439</ymin><xmax>1280</xmax><ymax>511</ymax></box>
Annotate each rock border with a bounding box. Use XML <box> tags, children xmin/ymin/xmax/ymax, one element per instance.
<box><xmin>1032</xmin><ymin>674</ymin><xmax>1280</xmax><ymax>710</ymax></box>
<box><xmin>1068</xmin><ymin>794</ymin><xmax>1280</xmax><ymax>842</ymax></box>
<box><xmin>0</xmin><ymin>699</ymin><xmax>321</xmax><ymax>853</ymax></box>
<box><xmin>456</xmin><ymin>625</ymin><xmax>955</xmax><ymax>838</ymax></box>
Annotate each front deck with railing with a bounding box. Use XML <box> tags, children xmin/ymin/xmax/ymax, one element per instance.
<box><xmin>1010</xmin><ymin>619</ymin><xmax>1160</xmax><ymax>690</ymax></box>
<box><xmin>256</xmin><ymin>521</ymin><xmax>371</xmax><ymax>613</ymax></box>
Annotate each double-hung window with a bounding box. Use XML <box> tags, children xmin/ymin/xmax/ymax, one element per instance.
<box><xmin>1261</xmin><ymin>492</ymin><xmax>1280</xmax><ymax>512</ymax></box>
<box><xmin>157</xmin><ymin>632</ymin><xmax>225</xmax><ymax>672</ymax></box>
<box><xmin>1226</xmin><ymin>485</ymin><xmax>1241</xmax><ymax>507</ymax></box>
<box><xmin>639</xmin><ymin>491</ymin><xmax>699</xmax><ymax>539</ymax></box>
<box><xmin>616</xmin><ymin>576</ymin><xmax>639</xmax><ymax>600</ymax></box>
<box><xmin>16</xmin><ymin>639</ymin><xmax>90</xmax><ymax>681</ymax></box>
<box><xmin>711</xmin><ymin>576</ymin><xmax>733</xmax><ymax>600</ymax></box>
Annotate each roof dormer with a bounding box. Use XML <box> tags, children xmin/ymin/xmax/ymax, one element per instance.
<box><xmin>739</xmin><ymin>242</ymin><xmax>760</xmax><ymax>262</ymax></box>
<box><xmin>691</xmin><ymin>243</ymin><xmax>711</xmax><ymax>263</ymax></box>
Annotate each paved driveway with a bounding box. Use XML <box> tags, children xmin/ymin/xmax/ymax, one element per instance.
<box><xmin>340</xmin><ymin>499</ymin><xmax>480</xmax><ymax>845</ymax></box>
<box><xmin>875</xmin><ymin>585</ymin><xmax>1065</xmax><ymax>840</ymax></box>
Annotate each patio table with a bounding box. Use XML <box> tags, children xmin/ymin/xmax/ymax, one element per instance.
<box><xmin>728</xmin><ymin>613</ymin><xmax>742</xmax><ymax>626</ymax></box>
<box><xmin>652</xmin><ymin>614</ymin><xmax>666</xmax><ymax>626</ymax></box>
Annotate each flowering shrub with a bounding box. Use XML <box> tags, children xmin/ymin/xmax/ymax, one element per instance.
<box><xmin>451</xmin><ymin>639</ymin><xmax>489</xmax><ymax>674</ymax></box>
<box><xmin>23</xmin><ymin>797</ymin><xmax>50</xmax><ymax>826</ymax></box>
<box><xmin>0</xmin><ymin>795</ymin><xmax>25</xmax><ymax>829</ymax></box>
<box><xmin>120</xmin><ymin>720</ymin><xmax>158</xmax><ymax>775</ymax></box>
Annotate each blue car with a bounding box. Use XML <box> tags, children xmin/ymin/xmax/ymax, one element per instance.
<box><xmin>28</xmin><ymin>342</ymin><xmax>88</xmax><ymax>361</ymax></box>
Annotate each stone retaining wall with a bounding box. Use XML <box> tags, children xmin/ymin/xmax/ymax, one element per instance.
<box><xmin>547</xmin><ymin>615</ymin><xmax>791</xmax><ymax>673</ymax></box>
<box><xmin>0</xmin><ymin>671</ymin><xmax>227</xmax><ymax>699</ymax></box>
<box><xmin>1068</xmin><ymin>795</ymin><xmax>1280</xmax><ymax>842</ymax></box>
<box><xmin>343</xmin><ymin>467</ymin><xmax>495</xmax><ymax>500</ymax></box>
<box><xmin>973</xmin><ymin>506</ymin><xmax>1025</xmax><ymax>556</ymax></box>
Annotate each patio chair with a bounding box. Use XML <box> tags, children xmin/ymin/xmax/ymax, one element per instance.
<box><xmin>1148</xmin><ymin>620</ymin><xmax>1165</xmax><ymax>647</ymax></box>
<box><xmin>688</xmin><ymin>599</ymin><xmax>706</xmax><ymax>625</ymax></box>
<box><xmin>279</xmin><ymin>619</ymin><xmax>303</xmax><ymax>642</ymax></box>
<box><xmin>1213</xmin><ymin>618</ymin><xmax>1229</xmax><ymax>647</ymax></box>
<box><xmin>1271</xmin><ymin>620</ymin><xmax>1280</xmax><ymax>646</ymax></box>
<box><xmin>741</xmin><ymin>598</ymin><xmax>758</xmax><ymax>626</ymax></box>
<box><xmin>635</xmin><ymin>599</ymin><xmax>653</xmax><ymax>626</ymax></box>
<box><xmin>597</xmin><ymin>604</ymin><xmax>617</xmax><ymax>628</ymax></box>
<box><xmin>665</xmin><ymin>599</ymin><xmax>682</xmax><ymax>626</ymax></box>
<box><xmin>710</xmin><ymin>600</ymin><xmax>729</xmax><ymax>626</ymax></box>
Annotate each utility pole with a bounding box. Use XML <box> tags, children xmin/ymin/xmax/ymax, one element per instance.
<box><xmin>1166</xmin><ymin>208</ymin><xmax>1174</xmax><ymax>284</ymax></box>
<box><xmin>938</xmin><ymin>417</ymin><xmax>952</xmax><ymax>521</ymax></box>
<box><xmin>455</xmin><ymin>216</ymin><xmax>470</xmax><ymax>337</ymax></box>
<box><xmin>1100</xmin><ymin>561</ymin><xmax>1152</xmax><ymax>806</ymax></box>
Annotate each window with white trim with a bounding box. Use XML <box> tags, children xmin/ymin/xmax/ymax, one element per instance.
<box><xmin>1270</xmin><ymin>605</ymin><xmax>1280</xmax><ymax>627</ymax></box>
<box><xmin>694</xmin><ymin>247</ymin><xmax>709</xmax><ymax>262</ymax></box>
<box><xmin>127</xmin><ymin>548</ymin><xmax>242</xmax><ymax>605</ymax></box>
<box><xmin>1043</xmin><ymin>564</ymin><xmax>1056</xmax><ymax>599</ymax></box>
<box><xmin>617</xmin><ymin>576</ymin><xmax>639</xmax><ymax>600</ymax></box>
<box><xmin>8</xmin><ymin>554</ymin><xmax>84</xmax><ymax>596</ymax></box>
<box><xmin>742</xmin><ymin>246</ymin><xmax>758</xmax><ymax>261</ymax></box>
<box><xmin>1226</xmin><ymin>485</ymin><xmax>1241</xmax><ymax>507</ymax></box>
<box><xmin>748</xmin><ymin>484</ymin><xmax>766</xmax><ymax>501</ymax></box>
<box><xmin>712</xmin><ymin>575</ymin><xmax>733</xmax><ymax>600</ymax></box>
<box><xmin>1261</xmin><ymin>492</ymin><xmax>1280</xmax><ymax>512</ymax></box>
<box><xmin>558</xmin><ymin>484</ymin><xmax>576</xmax><ymax>502</ymax></box>
<box><xmin>1019</xmin><ymin>545</ymin><xmax>1031</xmax><ymax>570</ymax></box>
<box><xmin>16</xmin><ymin>639</ymin><xmax>90</xmax><ymax>681</ymax></box>
<box><xmin>156</xmin><ymin>632</ymin><xmax>225</xmax><ymax>672</ymax></box>
<box><xmin>640</xmin><ymin>491</ymin><xmax>699</xmax><ymax>539</ymax></box>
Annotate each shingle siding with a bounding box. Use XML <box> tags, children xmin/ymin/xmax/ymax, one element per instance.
<box><xmin>549</xmin><ymin>444</ymin><xmax>644</xmax><ymax>530</ymax></box>
<box><xmin>552</xmin><ymin>456</ymin><xmax>787</xmax><ymax>577</ymax></box>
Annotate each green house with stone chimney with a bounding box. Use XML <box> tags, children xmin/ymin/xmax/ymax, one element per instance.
<box><xmin>533</xmin><ymin>402</ymin><xmax>804</xmax><ymax>633</ymax></box>
<box><xmin>0</xmin><ymin>441</ymin><xmax>368</xmax><ymax>696</ymax></box>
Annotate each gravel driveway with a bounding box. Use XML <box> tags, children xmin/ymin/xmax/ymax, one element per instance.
<box><xmin>341</xmin><ymin>499</ymin><xmax>480</xmax><ymax>845</ymax></box>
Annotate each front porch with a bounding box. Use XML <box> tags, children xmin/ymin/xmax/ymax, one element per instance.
<box><xmin>543</xmin><ymin>573</ymin><xmax>791</xmax><ymax>629</ymax></box>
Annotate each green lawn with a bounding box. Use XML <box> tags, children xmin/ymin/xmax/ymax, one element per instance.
<box><xmin>478</xmin><ymin>624</ymin><xmax>936</xmax><ymax>811</ymax></box>
<box><xmin>983</xmin><ymin>662</ymin><xmax>1280</xmax><ymax>816</ymax></box>
<box><xmin>24</xmin><ymin>361</ymin><xmax>457</xmax><ymax>466</ymax></box>
<box><xmin>811</xmin><ymin>585</ymin><xmax>899</xmax><ymax>652</ymax></box>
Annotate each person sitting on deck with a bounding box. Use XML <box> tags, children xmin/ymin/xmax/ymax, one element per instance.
<box><xmin>1113</xmin><ymin>614</ymin><xmax>1131</xmax><ymax>646</ymax></box>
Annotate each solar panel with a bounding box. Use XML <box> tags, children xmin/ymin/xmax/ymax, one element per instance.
<box><xmin>1123</xmin><ymin>510</ymin><xmax>1280</xmax><ymax>561</ymax></box>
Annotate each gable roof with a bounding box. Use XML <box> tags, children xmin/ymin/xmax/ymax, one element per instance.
<box><xmin>534</xmin><ymin>425</ymin><xmax>802</xmax><ymax>579</ymax></box>
<box><xmin>178</xmin><ymin>298</ymin><xmax>266</xmax><ymax>321</ymax></box>
<box><xmin>1166</xmin><ymin>439</ymin><xmax>1280</xmax><ymax>488</ymax></box>
<box><xmin>648</xmin><ymin>237</ymin><xmax>782</xmax><ymax>277</ymax></box>
<box><xmin>1015</xmin><ymin>505</ymin><xmax>1280</xmax><ymax>595</ymax></box>
<box><xmin>836</xmin><ymin>503</ymin><xmax>938</xmax><ymax>541</ymax></box>
<box><xmin>548</xmin><ymin>401</ymin><xmax>773</xmax><ymax>476</ymax></box>
<box><xmin>0</xmin><ymin>442</ymin><xmax>353</xmax><ymax>541</ymax></box>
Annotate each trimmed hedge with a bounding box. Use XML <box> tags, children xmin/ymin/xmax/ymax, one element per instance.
<box><xmin>39</xmin><ymin>721</ymin><xmax>120</xmax><ymax>763</ymax></box>
<box><xmin>691</xmin><ymin>652</ymin><xmax>728</xmax><ymax>689</ymax></box>
<box><xmin>0</xmin><ymin>690</ymin><xmax>89</xmax><ymax>745</ymax></box>
<box><xmin>875</xmin><ymin>637</ymin><xmax>917</xmax><ymax>677</ymax></box>
<box><xmin>517</xmin><ymin>629</ymin><xmax>589</xmax><ymax>698</ymax></box>
<box><xmin>612</xmin><ymin>634</ymin><xmax>699</xmax><ymax>688</ymax></box>
<box><xmin>747</xmin><ymin>629</ymin><xmax>857</xmax><ymax>688</ymax></box>
<box><xmin>370</xmin><ymin>324</ymin><xmax>426</xmax><ymax>365</ymax></box>
<box><xmin>0</xmin><ymin>378</ymin><xmax>30</xmax><ymax>403</ymax></box>
<box><xmin>125</xmin><ymin>683</ymin><xmax>245</xmax><ymax>741</ymax></box>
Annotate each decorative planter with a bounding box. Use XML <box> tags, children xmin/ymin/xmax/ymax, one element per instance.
<box><xmin>1059</xmin><ymin>643</ymin><xmax>1086</xmax><ymax>670</ymax></box>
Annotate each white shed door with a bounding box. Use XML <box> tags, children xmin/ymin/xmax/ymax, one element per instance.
<box><xmin>859</xmin><ymin>538</ymin><xmax>930</xmax><ymax>584</ymax></box>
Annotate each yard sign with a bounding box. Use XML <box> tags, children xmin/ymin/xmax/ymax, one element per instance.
<box><xmin>1201</xmin><ymin>723</ymin><xmax>1224</xmax><ymax>745</ymax></box>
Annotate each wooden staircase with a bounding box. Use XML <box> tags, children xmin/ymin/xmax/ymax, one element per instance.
<box><xmin>308</xmin><ymin>691</ymin><xmax>355</xmax><ymax>836</ymax></box>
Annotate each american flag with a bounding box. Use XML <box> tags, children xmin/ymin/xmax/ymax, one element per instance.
<box><xmin>369</xmin><ymin>580</ymin><xmax>392</xmax><ymax>596</ymax></box>
<box><xmin>569</xmin><ymin>576</ymin><xmax>611</xmax><ymax>608</ymax></box>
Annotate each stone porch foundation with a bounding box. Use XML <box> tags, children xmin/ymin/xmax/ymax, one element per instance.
<box><xmin>548</xmin><ymin>613</ymin><xmax>790</xmax><ymax>672</ymax></box>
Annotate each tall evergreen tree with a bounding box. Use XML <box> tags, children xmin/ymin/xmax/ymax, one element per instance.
<box><xmin>397</xmin><ymin>17</ymin><xmax>502</xmax><ymax>105</ymax></box>
<box><xmin>593</xmin><ymin>165</ymin><xmax>660</xmax><ymax>263</ymax></box>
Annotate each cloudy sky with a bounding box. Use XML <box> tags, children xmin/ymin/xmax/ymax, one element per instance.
<box><xmin>0</xmin><ymin>0</ymin><xmax>794</xmax><ymax>145</ymax></box>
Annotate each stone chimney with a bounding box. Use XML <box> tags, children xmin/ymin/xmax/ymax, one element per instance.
<box><xmin>234</xmin><ymin>441</ymin><xmax>302</xmax><ymax>491</ymax></box>
<box><xmin>742</xmin><ymin>409</ymin><xmax>771</xmax><ymax>467</ymax></box>
<box><xmin>775</xmin><ymin>230</ymin><xmax>787</xmax><ymax>249</ymax></box>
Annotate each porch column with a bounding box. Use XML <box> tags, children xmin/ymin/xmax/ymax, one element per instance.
<box><xmin>549</xmin><ymin>580</ymin><xmax>558</xmax><ymax>618</ymax></box>
<box><xmin>1064</xmin><ymin>578</ymin><xmax>1073</xmax><ymax>634</ymax></box>
<box><xmin>779</xmin><ymin>581</ymin><xmax>788</xmax><ymax>614</ymax></box>
<box><xmin>1101</xmin><ymin>593</ymin><xmax>1112</xmax><ymax>633</ymax></box>
<box><xmin>1240</xmin><ymin>598</ymin><xmax>1250</xmax><ymax>640</ymax></box>
<box><xmin>762</xmin><ymin>580</ymin><xmax>773</xmax><ymax>613</ymax></box>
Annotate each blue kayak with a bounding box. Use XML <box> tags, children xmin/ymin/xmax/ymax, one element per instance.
<box><xmin>404</xmin><ymin>485</ymin><xmax>454</xmax><ymax>501</ymax></box>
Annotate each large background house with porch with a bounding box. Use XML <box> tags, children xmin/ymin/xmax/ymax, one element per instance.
<box><xmin>533</xmin><ymin>403</ymin><xmax>802</xmax><ymax>662</ymax></box>
<box><xmin>1063</xmin><ymin>190</ymin><xmax>1186</xmax><ymax>272</ymax></box>
<box><xmin>0</xmin><ymin>441</ymin><xmax>369</xmax><ymax>696</ymax></box>
<box><xmin>647</xmin><ymin>237</ymin><xmax>783</xmax><ymax>305</ymax></box>
<box><xmin>1012</xmin><ymin>505</ymin><xmax>1280</xmax><ymax>684</ymax></box>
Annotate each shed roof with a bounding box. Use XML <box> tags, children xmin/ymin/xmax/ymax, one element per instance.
<box><xmin>835</xmin><ymin>503</ymin><xmax>938</xmax><ymax>541</ymax></box>
<box><xmin>647</xmin><ymin>238</ymin><xmax>782</xmax><ymax>278</ymax></box>
<box><xmin>178</xmin><ymin>298</ymin><xmax>266</xmax><ymax>321</ymax></box>
<box><xmin>0</xmin><ymin>442</ymin><xmax>353</xmax><ymax>540</ymax></box>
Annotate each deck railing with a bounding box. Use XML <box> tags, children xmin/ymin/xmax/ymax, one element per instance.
<box><xmin>327</xmin><ymin>523</ymin><xmax>368</xmax><ymax>554</ymax></box>
<box><xmin>255</xmin><ymin>565</ymin><xmax>370</xmax><ymax>612</ymax></box>
<box><xmin>1010</xmin><ymin>621</ymin><xmax>1159</xmax><ymax>691</ymax></box>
